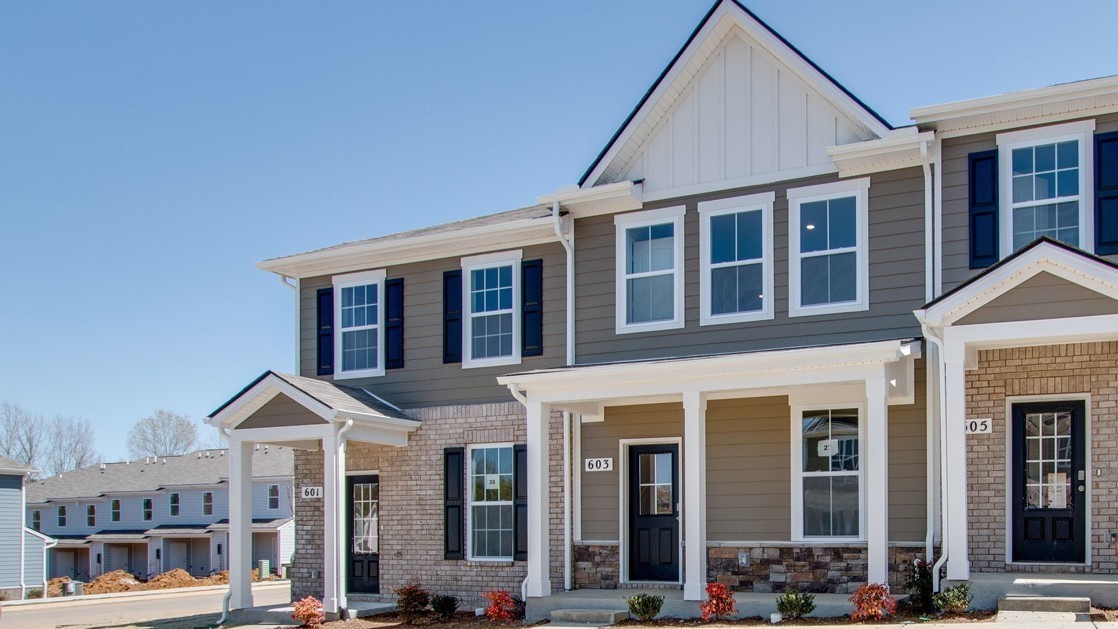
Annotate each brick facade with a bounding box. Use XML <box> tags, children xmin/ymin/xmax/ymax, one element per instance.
<box><xmin>966</xmin><ymin>342</ymin><xmax>1118</xmax><ymax>573</ymax></box>
<box><xmin>291</xmin><ymin>402</ymin><xmax>567</xmax><ymax>608</ymax></box>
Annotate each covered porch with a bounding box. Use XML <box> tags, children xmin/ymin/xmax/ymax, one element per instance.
<box><xmin>206</xmin><ymin>370</ymin><xmax>418</xmax><ymax>614</ymax></box>
<box><xmin>499</xmin><ymin>338</ymin><xmax>922</xmax><ymax>602</ymax></box>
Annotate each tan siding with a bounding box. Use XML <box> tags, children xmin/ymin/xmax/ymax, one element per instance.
<box><xmin>239</xmin><ymin>395</ymin><xmax>327</xmax><ymax>429</ymax></box>
<box><xmin>956</xmin><ymin>272</ymin><xmax>1118</xmax><ymax>325</ymax></box>
<box><xmin>297</xmin><ymin>242</ymin><xmax>566</xmax><ymax>408</ymax></box>
<box><xmin>574</xmin><ymin>168</ymin><xmax>926</xmax><ymax>363</ymax></box>
<box><xmin>888</xmin><ymin>359</ymin><xmax>928</xmax><ymax>542</ymax></box>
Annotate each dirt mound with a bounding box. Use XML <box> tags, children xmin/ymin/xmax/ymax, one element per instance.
<box><xmin>199</xmin><ymin>570</ymin><xmax>229</xmax><ymax>585</ymax></box>
<box><xmin>46</xmin><ymin>576</ymin><xmax>71</xmax><ymax>597</ymax></box>
<box><xmin>136</xmin><ymin>568</ymin><xmax>199</xmax><ymax>590</ymax></box>
<box><xmin>85</xmin><ymin>570</ymin><xmax>141</xmax><ymax>594</ymax></box>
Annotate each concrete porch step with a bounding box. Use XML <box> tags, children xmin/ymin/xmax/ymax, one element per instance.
<box><xmin>998</xmin><ymin>596</ymin><xmax>1091</xmax><ymax>613</ymax></box>
<box><xmin>551</xmin><ymin>608</ymin><xmax>629</xmax><ymax>624</ymax></box>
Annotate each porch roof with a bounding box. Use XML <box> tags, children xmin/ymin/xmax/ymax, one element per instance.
<box><xmin>207</xmin><ymin>517</ymin><xmax>292</xmax><ymax>532</ymax></box>
<box><xmin>88</xmin><ymin>530</ymin><xmax>149</xmax><ymax>542</ymax></box>
<box><xmin>50</xmin><ymin>535</ymin><xmax>91</xmax><ymax>546</ymax></box>
<box><xmin>145</xmin><ymin>524</ymin><xmax>213</xmax><ymax>536</ymax></box>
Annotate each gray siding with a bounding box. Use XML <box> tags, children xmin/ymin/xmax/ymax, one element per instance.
<box><xmin>298</xmin><ymin>242</ymin><xmax>567</xmax><ymax>407</ymax></box>
<box><xmin>940</xmin><ymin>113</ymin><xmax>1118</xmax><ymax>292</ymax></box>
<box><xmin>240</xmin><ymin>395</ymin><xmax>326</xmax><ymax>429</ymax></box>
<box><xmin>0</xmin><ymin>474</ymin><xmax>22</xmax><ymax>588</ymax></box>
<box><xmin>23</xmin><ymin>530</ymin><xmax>46</xmax><ymax>586</ymax></box>
<box><xmin>956</xmin><ymin>272</ymin><xmax>1118</xmax><ymax>326</ymax></box>
<box><xmin>574</xmin><ymin>169</ymin><xmax>926</xmax><ymax>363</ymax></box>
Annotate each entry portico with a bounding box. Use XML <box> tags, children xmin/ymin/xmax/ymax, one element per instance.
<box><xmin>499</xmin><ymin>338</ymin><xmax>920</xmax><ymax>601</ymax></box>
<box><xmin>207</xmin><ymin>371</ymin><xmax>418</xmax><ymax>614</ymax></box>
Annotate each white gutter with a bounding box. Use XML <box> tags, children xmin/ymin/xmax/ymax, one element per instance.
<box><xmin>552</xmin><ymin>202</ymin><xmax>575</xmax><ymax>366</ymax></box>
<box><xmin>281</xmin><ymin>275</ymin><xmax>299</xmax><ymax>373</ymax></box>
<box><xmin>921</xmin><ymin>139</ymin><xmax>934</xmax><ymax>304</ymax></box>
<box><xmin>921</xmin><ymin>322</ymin><xmax>950</xmax><ymax>590</ymax></box>
<box><xmin>933</xmin><ymin>137</ymin><xmax>944</xmax><ymax>298</ymax></box>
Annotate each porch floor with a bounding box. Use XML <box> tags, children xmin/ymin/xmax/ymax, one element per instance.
<box><xmin>526</xmin><ymin>588</ymin><xmax>857</xmax><ymax>622</ymax></box>
<box><xmin>961</xmin><ymin>571</ymin><xmax>1118</xmax><ymax>610</ymax></box>
<box><xmin>226</xmin><ymin>600</ymin><xmax>394</xmax><ymax>625</ymax></box>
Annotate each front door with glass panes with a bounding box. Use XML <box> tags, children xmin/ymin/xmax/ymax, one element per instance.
<box><xmin>1011</xmin><ymin>401</ymin><xmax>1086</xmax><ymax>563</ymax></box>
<box><xmin>347</xmin><ymin>475</ymin><xmax>380</xmax><ymax>593</ymax></box>
<box><xmin>628</xmin><ymin>444</ymin><xmax>679</xmax><ymax>581</ymax></box>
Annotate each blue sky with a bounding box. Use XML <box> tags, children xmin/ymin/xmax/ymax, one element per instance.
<box><xmin>2</xmin><ymin>1</ymin><xmax>1116</xmax><ymax>462</ymax></box>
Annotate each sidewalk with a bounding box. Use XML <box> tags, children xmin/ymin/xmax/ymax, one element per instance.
<box><xmin>1</xmin><ymin>579</ymin><xmax>289</xmax><ymax>608</ymax></box>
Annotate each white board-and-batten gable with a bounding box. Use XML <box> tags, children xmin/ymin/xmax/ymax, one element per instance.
<box><xmin>581</xmin><ymin>0</ymin><xmax>891</xmax><ymax>202</ymax></box>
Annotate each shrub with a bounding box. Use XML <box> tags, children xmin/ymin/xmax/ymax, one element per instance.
<box><xmin>394</xmin><ymin>582</ymin><xmax>431</xmax><ymax>624</ymax></box>
<box><xmin>699</xmin><ymin>582</ymin><xmax>736</xmax><ymax>622</ymax></box>
<box><xmin>903</xmin><ymin>558</ymin><xmax>935</xmax><ymax>613</ymax></box>
<box><xmin>776</xmin><ymin>589</ymin><xmax>816</xmax><ymax>620</ymax></box>
<box><xmin>626</xmin><ymin>593</ymin><xmax>665</xmax><ymax>622</ymax></box>
<box><xmin>933</xmin><ymin>583</ymin><xmax>971</xmax><ymax>614</ymax></box>
<box><xmin>25</xmin><ymin>589</ymin><xmax>43</xmax><ymax>600</ymax></box>
<box><xmin>291</xmin><ymin>595</ymin><xmax>325</xmax><ymax>628</ymax></box>
<box><xmin>849</xmin><ymin>582</ymin><xmax>896</xmax><ymax>621</ymax></box>
<box><xmin>431</xmin><ymin>594</ymin><xmax>460</xmax><ymax>620</ymax></box>
<box><xmin>483</xmin><ymin>589</ymin><xmax>519</xmax><ymax>623</ymax></box>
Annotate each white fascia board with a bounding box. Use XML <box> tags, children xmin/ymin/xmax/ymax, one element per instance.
<box><xmin>0</xmin><ymin>467</ymin><xmax>34</xmax><ymax>476</ymax></box>
<box><xmin>943</xmin><ymin>313</ymin><xmax>1118</xmax><ymax>353</ymax></box>
<box><xmin>538</xmin><ymin>181</ymin><xmax>644</xmax><ymax>218</ymax></box>
<box><xmin>256</xmin><ymin>216</ymin><xmax>559</xmax><ymax>279</ymax></box>
<box><xmin>229</xmin><ymin>424</ymin><xmax>334</xmax><ymax>444</ymax></box>
<box><xmin>911</xmin><ymin>75</ymin><xmax>1118</xmax><ymax>124</ymax></box>
<box><xmin>827</xmin><ymin>131</ymin><xmax>934</xmax><ymax>177</ymax></box>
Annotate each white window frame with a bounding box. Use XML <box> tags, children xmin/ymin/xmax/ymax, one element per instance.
<box><xmin>790</xmin><ymin>402</ymin><xmax>866</xmax><ymax>542</ymax></box>
<box><xmin>169</xmin><ymin>492</ymin><xmax>180</xmax><ymax>517</ymax></box>
<box><xmin>614</xmin><ymin>206</ymin><xmax>686</xmax><ymax>334</ymax></box>
<box><xmin>461</xmin><ymin>250</ymin><xmax>522</xmax><ymax>369</ymax></box>
<box><xmin>465</xmin><ymin>442</ymin><xmax>515</xmax><ymax>562</ymax></box>
<box><xmin>87</xmin><ymin>504</ymin><xmax>96</xmax><ymax>527</ymax></box>
<box><xmin>202</xmin><ymin>491</ymin><xmax>213</xmax><ymax>516</ymax></box>
<box><xmin>788</xmin><ymin>178</ymin><xmax>870</xmax><ymax>317</ymax></box>
<box><xmin>268</xmin><ymin>484</ymin><xmax>280</xmax><ymax>510</ymax></box>
<box><xmin>142</xmin><ymin>498</ymin><xmax>153</xmax><ymax>521</ymax></box>
<box><xmin>698</xmin><ymin>192</ymin><xmax>775</xmax><ymax>325</ymax></box>
<box><xmin>110</xmin><ymin>499</ymin><xmax>120</xmax><ymax>522</ymax></box>
<box><xmin>57</xmin><ymin>506</ymin><xmax>66</xmax><ymax>527</ymax></box>
<box><xmin>333</xmin><ymin>269</ymin><xmax>387</xmax><ymax>380</ymax></box>
<box><xmin>996</xmin><ymin>120</ymin><xmax>1095</xmax><ymax>256</ymax></box>
<box><xmin>31</xmin><ymin>510</ymin><xmax>40</xmax><ymax>531</ymax></box>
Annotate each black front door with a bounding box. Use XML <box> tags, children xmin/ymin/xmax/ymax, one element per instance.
<box><xmin>628</xmin><ymin>444</ymin><xmax>679</xmax><ymax>581</ymax></box>
<box><xmin>347</xmin><ymin>475</ymin><xmax>380</xmax><ymax>594</ymax></box>
<box><xmin>1012</xmin><ymin>401</ymin><xmax>1086</xmax><ymax>563</ymax></box>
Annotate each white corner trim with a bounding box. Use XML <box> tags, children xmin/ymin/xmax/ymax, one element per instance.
<box><xmin>333</xmin><ymin>268</ymin><xmax>387</xmax><ymax>380</ymax></box>
<box><xmin>698</xmin><ymin>193</ymin><xmax>775</xmax><ymax>326</ymax></box>
<box><xmin>462</xmin><ymin>250</ymin><xmax>523</xmax><ymax>369</ymax></box>
<box><xmin>615</xmin><ymin>206</ymin><xmax>687</xmax><ymax>335</ymax></box>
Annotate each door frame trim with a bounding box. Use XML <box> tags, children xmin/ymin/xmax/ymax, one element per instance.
<box><xmin>618</xmin><ymin>437</ymin><xmax>683</xmax><ymax>585</ymax></box>
<box><xmin>1002</xmin><ymin>394</ymin><xmax>1092</xmax><ymax>565</ymax></box>
<box><xmin>346</xmin><ymin>473</ymin><xmax>381</xmax><ymax>595</ymax></box>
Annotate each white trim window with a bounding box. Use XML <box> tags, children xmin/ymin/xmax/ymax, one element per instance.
<box><xmin>467</xmin><ymin>443</ymin><xmax>514</xmax><ymax>560</ymax></box>
<box><xmin>791</xmin><ymin>405</ymin><xmax>864</xmax><ymax>540</ymax></box>
<box><xmin>997</xmin><ymin>120</ymin><xmax>1095</xmax><ymax>254</ymax></box>
<box><xmin>788</xmin><ymin>178</ymin><xmax>870</xmax><ymax>317</ymax></box>
<box><xmin>268</xmin><ymin>484</ymin><xmax>280</xmax><ymax>510</ymax></box>
<box><xmin>333</xmin><ymin>269</ymin><xmax>387</xmax><ymax>379</ymax></box>
<box><xmin>203</xmin><ymin>491</ymin><xmax>213</xmax><ymax>516</ymax></box>
<box><xmin>111</xmin><ymin>499</ymin><xmax>121</xmax><ymax>522</ymax></box>
<box><xmin>142</xmin><ymin>498</ymin><xmax>153</xmax><ymax>521</ymax></box>
<box><xmin>462</xmin><ymin>251</ymin><xmax>522</xmax><ymax>368</ymax></box>
<box><xmin>169</xmin><ymin>492</ymin><xmax>180</xmax><ymax>517</ymax></box>
<box><xmin>31</xmin><ymin>510</ymin><xmax>40</xmax><ymax>532</ymax></box>
<box><xmin>615</xmin><ymin>206</ymin><xmax>686</xmax><ymax>334</ymax></box>
<box><xmin>699</xmin><ymin>192</ymin><xmax>774</xmax><ymax>325</ymax></box>
<box><xmin>57</xmin><ymin>506</ymin><xmax>66</xmax><ymax>527</ymax></box>
<box><xmin>87</xmin><ymin>504</ymin><xmax>96</xmax><ymax>527</ymax></box>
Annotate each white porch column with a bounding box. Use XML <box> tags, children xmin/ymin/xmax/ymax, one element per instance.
<box><xmin>525</xmin><ymin>397</ymin><xmax>551</xmax><ymax>598</ymax></box>
<box><xmin>322</xmin><ymin>433</ymin><xmax>340</xmax><ymax>613</ymax></box>
<box><xmin>865</xmin><ymin>376</ymin><xmax>889</xmax><ymax>584</ymax></box>
<box><xmin>943</xmin><ymin>341</ymin><xmax>970</xmax><ymax>580</ymax></box>
<box><xmin>335</xmin><ymin>432</ymin><xmax>348</xmax><ymax>611</ymax></box>
<box><xmin>229</xmin><ymin>439</ymin><xmax>254</xmax><ymax>610</ymax></box>
<box><xmin>683</xmin><ymin>391</ymin><xmax>707</xmax><ymax>601</ymax></box>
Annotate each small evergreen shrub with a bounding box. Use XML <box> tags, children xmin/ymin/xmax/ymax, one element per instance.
<box><xmin>291</xmin><ymin>595</ymin><xmax>325</xmax><ymax>628</ymax></box>
<box><xmin>626</xmin><ymin>593</ymin><xmax>665</xmax><ymax>622</ymax></box>
<box><xmin>699</xmin><ymin>582</ymin><xmax>736</xmax><ymax>622</ymax></box>
<box><xmin>483</xmin><ymin>589</ymin><xmax>519</xmax><ymax>622</ymax></box>
<box><xmin>933</xmin><ymin>583</ymin><xmax>971</xmax><ymax>614</ymax></box>
<box><xmin>776</xmin><ymin>589</ymin><xmax>816</xmax><ymax>619</ymax></box>
<box><xmin>903</xmin><ymin>558</ymin><xmax>935</xmax><ymax>613</ymax></box>
<box><xmin>431</xmin><ymin>594</ymin><xmax>460</xmax><ymax>620</ymax></box>
<box><xmin>394</xmin><ymin>582</ymin><xmax>431</xmax><ymax>624</ymax></box>
<box><xmin>849</xmin><ymin>582</ymin><xmax>896</xmax><ymax>621</ymax></box>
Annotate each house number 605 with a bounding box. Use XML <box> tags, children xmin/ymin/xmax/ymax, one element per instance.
<box><xmin>964</xmin><ymin>419</ymin><xmax>992</xmax><ymax>434</ymax></box>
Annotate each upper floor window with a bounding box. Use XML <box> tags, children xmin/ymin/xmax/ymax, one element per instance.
<box><xmin>997</xmin><ymin>120</ymin><xmax>1094</xmax><ymax>253</ymax></box>
<box><xmin>333</xmin><ymin>269</ymin><xmax>386</xmax><ymax>379</ymax></box>
<box><xmin>467</xmin><ymin>443</ymin><xmax>514</xmax><ymax>560</ymax></box>
<box><xmin>87</xmin><ymin>504</ymin><xmax>96</xmax><ymax>527</ymax></box>
<box><xmin>268</xmin><ymin>484</ymin><xmax>280</xmax><ymax>510</ymax></box>
<box><xmin>142</xmin><ymin>498</ymin><xmax>153</xmax><ymax>521</ymax></box>
<box><xmin>169</xmin><ymin>493</ymin><xmax>180</xmax><ymax>517</ymax></box>
<box><xmin>792</xmin><ymin>405</ymin><xmax>863</xmax><ymax>540</ymax></box>
<box><xmin>614</xmin><ymin>206</ymin><xmax>686</xmax><ymax>334</ymax></box>
<box><xmin>57</xmin><ymin>506</ymin><xmax>66</xmax><ymax>527</ymax></box>
<box><xmin>788</xmin><ymin>178</ymin><xmax>870</xmax><ymax>317</ymax></box>
<box><xmin>31</xmin><ymin>510</ymin><xmax>40</xmax><ymax>531</ymax></box>
<box><xmin>203</xmin><ymin>492</ymin><xmax>213</xmax><ymax>516</ymax></box>
<box><xmin>111</xmin><ymin>499</ymin><xmax>121</xmax><ymax>522</ymax></box>
<box><xmin>462</xmin><ymin>251</ymin><xmax>522</xmax><ymax>368</ymax></box>
<box><xmin>699</xmin><ymin>192</ymin><xmax>774</xmax><ymax>325</ymax></box>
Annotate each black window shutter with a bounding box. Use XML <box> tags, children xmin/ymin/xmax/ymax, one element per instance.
<box><xmin>1096</xmin><ymin>131</ymin><xmax>1118</xmax><ymax>255</ymax></box>
<box><xmin>443</xmin><ymin>270</ymin><xmax>462</xmax><ymax>364</ymax></box>
<box><xmin>969</xmin><ymin>149</ymin><xmax>999</xmax><ymax>268</ymax></box>
<box><xmin>521</xmin><ymin>259</ymin><xmax>543</xmax><ymax>357</ymax></box>
<box><xmin>385</xmin><ymin>278</ymin><xmax>405</xmax><ymax>370</ymax></box>
<box><xmin>514</xmin><ymin>443</ymin><xmax>528</xmax><ymax>561</ymax></box>
<box><xmin>444</xmin><ymin>447</ymin><xmax>465</xmax><ymax>560</ymax></box>
<box><xmin>316</xmin><ymin>288</ymin><xmax>334</xmax><ymax>376</ymax></box>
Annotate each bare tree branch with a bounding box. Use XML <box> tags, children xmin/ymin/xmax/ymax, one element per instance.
<box><xmin>198</xmin><ymin>425</ymin><xmax>229</xmax><ymax>451</ymax></box>
<box><xmin>44</xmin><ymin>415</ymin><xmax>100</xmax><ymax>476</ymax></box>
<box><xmin>127</xmin><ymin>410</ymin><xmax>198</xmax><ymax>458</ymax></box>
<box><xmin>0</xmin><ymin>401</ymin><xmax>47</xmax><ymax>472</ymax></box>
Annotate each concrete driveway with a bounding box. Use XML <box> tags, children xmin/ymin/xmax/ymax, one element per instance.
<box><xmin>0</xmin><ymin>581</ymin><xmax>291</xmax><ymax>629</ymax></box>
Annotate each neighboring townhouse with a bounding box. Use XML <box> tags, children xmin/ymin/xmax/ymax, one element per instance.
<box><xmin>207</xmin><ymin>0</ymin><xmax>1118</xmax><ymax>618</ymax></box>
<box><xmin>25</xmin><ymin>448</ymin><xmax>294</xmax><ymax>581</ymax></box>
<box><xmin>0</xmin><ymin>456</ymin><xmax>53</xmax><ymax>600</ymax></box>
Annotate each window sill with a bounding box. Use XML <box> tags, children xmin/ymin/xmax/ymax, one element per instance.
<box><xmin>788</xmin><ymin>300</ymin><xmax>868</xmax><ymax>318</ymax></box>
<box><xmin>462</xmin><ymin>355</ymin><xmax>521</xmax><ymax>370</ymax></box>
<box><xmin>464</xmin><ymin>558</ymin><xmax>518</xmax><ymax>566</ymax></box>
<box><xmin>615</xmin><ymin>318</ymin><xmax>685</xmax><ymax>335</ymax></box>
<box><xmin>334</xmin><ymin>367</ymin><xmax>386</xmax><ymax>380</ymax></box>
<box><xmin>700</xmin><ymin>309</ymin><xmax>774</xmax><ymax>326</ymax></box>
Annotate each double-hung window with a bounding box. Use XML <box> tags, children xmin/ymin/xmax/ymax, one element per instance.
<box><xmin>467</xmin><ymin>444</ymin><xmax>514</xmax><ymax>560</ymax></box>
<box><xmin>169</xmin><ymin>492</ymin><xmax>180</xmax><ymax>517</ymax></box>
<box><xmin>997</xmin><ymin>120</ymin><xmax>1094</xmax><ymax>253</ymax></box>
<box><xmin>615</xmin><ymin>206</ymin><xmax>685</xmax><ymax>333</ymax></box>
<box><xmin>87</xmin><ymin>505</ymin><xmax>96</xmax><ymax>527</ymax></box>
<box><xmin>333</xmin><ymin>269</ymin><xmax>386</xmax><ymax>379</ymax></box>
<box><xmin>31</xmin><ymin>510</ymin><xmax>40</xmax><ymax>532</ymax></box>
<box><xmin>58</xmin><ymin>506</ymin><xmax>66</xmax><ymax>527</ymax></box>
<box><xmin>111</xmin><ymin>499</ymin><xmax>121</xmax><ymax>522</ymax></box>
<box><xmin>699</xmin><ymin>192</ymin><xmax>774</xmax><ymax>325</ymax></box>
<box><xmin>792</xmin><ymin>406</ymin><xmax>863</xmax><ymax>540</ymax></box>
<box><xmin>142</xmin><ymin>498</ymin><xmax>153</xmax><ymax>521</ymax></box>
<box><xmin>203</xmin><ymin>492</ymin><xmax>213</xmax><ymax>516</ymax></box>
<box><xmin>268</xmin><ymin>484</ymin><xmax>280</xmax><ymax>510</ymax></box>
<box><xmin>462</xmin><ymin>251</ymin><xmax>521</xmax><ymax>368</ymax></box>
<box><xmin>788</xmin><ymin>178</ymin><xmax>870</xmax><ymax>317</ymax></box>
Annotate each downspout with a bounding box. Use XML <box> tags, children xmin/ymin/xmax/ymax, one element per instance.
<box><xmin>217</xmin><ymin>426</ymin><xmax>235</xmax><ymax>627</ymax></box>
<box><xmin>20</xmin><ymin>475</ymin><xmax>26</xmax><ymax>599</ymax></box>
<box><xmin>552</xmin><ymin>201</ymin><xmax>576</xmax><ymax>592</ymax></box>
<box><xmin>336</xmin><ymin>419</ymin><xmax>354</xmax><ymax>619</ymax></box>
<box><xmin>280</xmin><ymin>275</ymin><xmax>299</xmax><ymax>372</ymax></box>
<box><xmin>919</xmin><ymin>139</ymin><xmax>937</xmax><ymax>566</ymax></box>
<box><xmin>551</xmin><ymin>202</ymin><xmax>575</xmax><ymax>366</ymax></box>
<box><xmin>922</xmin><ymin>322</ymin><xmax>950</xmax><ymax>590</ymax></box>
<box><xmin>933</xmin><ymin>138</ymin><xmax>944</xmax><ymax>298</ymax></box>
<box><xmin>921</xmin><ymin>140</ymin><xmax>934</xmax><ymax>304</ymax></box>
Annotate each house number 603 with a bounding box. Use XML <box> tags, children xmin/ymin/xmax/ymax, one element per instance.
<box><xmin>584</xmin><ymin>458</ymin><xmax>613</xmax><ymax>472</ymax></box>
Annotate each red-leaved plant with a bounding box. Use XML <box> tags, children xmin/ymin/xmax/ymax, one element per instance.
<box><xmin>699</xmin><ymin>582</ymin><xmax>736</xmax><ymax>622</ymax></box>
<box><xmin>291</xmin><ymin>595</ymin><xmax>325</xmax><ymax>628</ymax></box>
<box><xmin>849</xmin><ymin>582</ymin><xmax>897</xmax><ymax>621</ymax></box>
<box><xmin>483</xmin><ymin>588</ymin><xmax>518</xmax><ymax>623</ymax></box>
